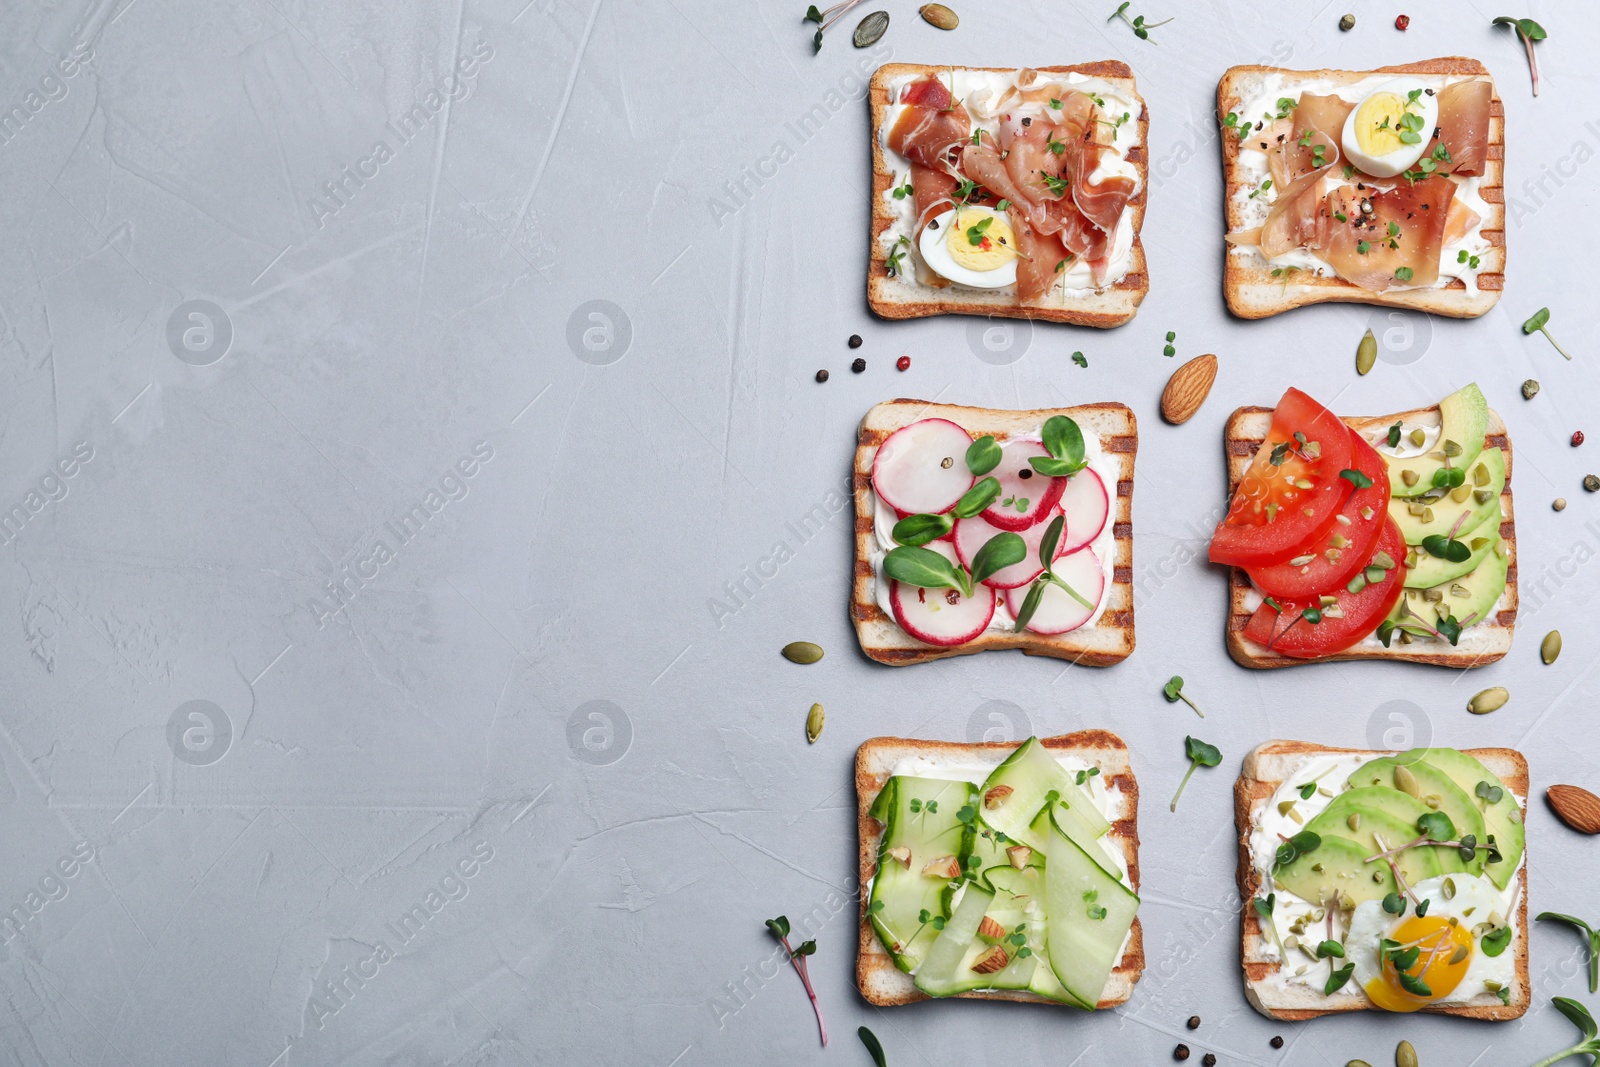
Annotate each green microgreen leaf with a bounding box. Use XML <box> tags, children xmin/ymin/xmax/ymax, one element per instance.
<box><xmin>1340</xmin><ymin>468</ymin><xmax>1374</xmax><ymax>490</ymax></box>
<box><xmin>883</xmin><ymin>545</ymin><xmax>971</xmax><ymax>596</ymax></box>
<box><xmin>966</xmin><ymin>435</ymin><xmax>1001</xmax><ymax>476</ymax></box>
<box><xmin>968</xmin><ymin>532</ymin><xmax>1026</xmax><ymax>587</ymax></box>
<box><xmin>891</xmin><ymin>512</ymin><xmax>954</xmax><ymax>546</ymax></box>
<box><xmin>953</xmin><ymin>476</ymin><xmax>1002</xmax><ymax>519</ymax></box>
<box><xmin>1325</xmin><ymin>962</ymin><xmax>1355</xmax><ymax>994</ymax></box>
<box><xmin>858</xmin><ymin>1026</ymin><xmax>888</xmax><ymax>1067</ymax></box>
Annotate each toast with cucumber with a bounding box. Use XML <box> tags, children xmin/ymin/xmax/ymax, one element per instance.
<box><xmin>1236</xmin><ymin>740</ymin><xmax>1529</xmax><ymax>1020</ymax></box>
<box><xmin>852</xmin><ymin>399</ymin><xmax>1136</xmax><ymax>667</ymax></box>
<box><xmin>1212</xmin><ymin>383</ymin><xmax>1515</xmax><ymax>668</ymax></box>
<box><xmin>855</xmin><ymin>731</ymin><xmax>1143</xmax><ymax>1008</ymax></box>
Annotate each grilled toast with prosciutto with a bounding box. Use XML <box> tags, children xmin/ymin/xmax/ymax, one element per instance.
<box><xmin>869</xmin><ymin>63</ymin><xmax>1149</xmax><ymax>328</ymax></box>
<box><xmin>1218</xmin><ymin>58</ymin><xmax>1504</xmax><ymax>319</ymax></box>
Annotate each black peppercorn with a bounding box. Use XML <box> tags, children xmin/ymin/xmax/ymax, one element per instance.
<box><xmin>1174</xmin><ymin>1046</ymin><xmax>1190</xmax><ymax>1062</ymax></box>
<box><xmin>851</xmin><ymin>357</ymin><xmax>866</xmax><ymax>373</ymax></box>
<box><xmin>1018</xmin><ymin>469</ymin><xmax>1032</xmax><ymax>480</ymax></box>
<box><xmin>1187</xmin><ymin>1016</ymin><xmax>1200</xmax><ymax>1030</ymax></box>
<box><xmin>848</xmin><ymin>334</ymin><xmax>863</xmax><ymax>349</ymax></box>
<box><xmin>1270</xmin><ymin>1036</ymin><xmax>1284</xmax><ymax>1049</ymax></box>
<box><xmin>815</xmin><ymin>369</ymin><xmax>829</xmax><ymax>383</ymax></box>
<box><xmin>1203</xmin><ymin>1056</ymin><xmax>1217</xmax><ymax>1067</ymax></box>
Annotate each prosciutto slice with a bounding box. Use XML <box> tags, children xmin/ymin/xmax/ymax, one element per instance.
<box><xmin>1427</xmin><ymin>80</ymin><xmax>1492</xmax><ymax>176</ymax></box>
<box><xmin>1265</xmin><ymin>94</ymin><xmax>1353</xmax><ymax>188</ymax></box>
<box><xmin>1008</xmin><ymin>205</ymin><xmax>1073</xmax><ymax>303</ymax></box>
<box><xmin>909</xmin><ymin>162</ymin><xmax>957</xmax><ymax>239</ymax></box>
<box><xmin>1065</xmin><ymin>137</ymin><xmax>1136</xmax><ymax>235</ymax></box>
<box><xmin>888</xmin><ymin>76</ymin><xmax>971</xmax><ymax>170</ymax></box>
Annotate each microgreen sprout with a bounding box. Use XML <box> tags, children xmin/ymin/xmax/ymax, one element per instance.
<box><xmin>1170</xmin><ymin>736</ymin><xmax>1221</xmax><ymax>812</ymax></box>
<box><xmin>1524</xmin><ymin>997</ymin><xmax>1600</xmax><ymax>1067</ymax></box>
<box><xmin>1162</xmin><ymin>676</ymin><xmax>1204</xmax><ymax>718</ymax></box>
<box><xmin>1523</xmin><ymin>307</ymin><xmax>1574</xmax><ymax>360</ymax></box>
<box><xmin>1108</xmin><ymin>1</ymin><xmax>1173</xmax><ymax>41</ymax></box>
<box><xmin>765</xmin><ymin>915</ymin><xmax>828</xmax><ymax>1045</ymax></box>
<box><xmin>1493</xmin><ymin>16</ymin><xmax>1548</xmax><ymax>97</ymax></box>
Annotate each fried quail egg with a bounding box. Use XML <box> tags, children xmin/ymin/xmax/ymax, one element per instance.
<box><xmin>1340</xmin><ymin>79</ymin><xmax>1440</xmax><ymax>178</ymax></box>
<box><xmin>1346</xmin><ymin>874</ymin><xmax>1513</xmax><ymax>1011</ymax></box>
<box><xmin>918</xmin><ymin>206</ymin><xmax>1018</xmax><ymax>289</ymax></box>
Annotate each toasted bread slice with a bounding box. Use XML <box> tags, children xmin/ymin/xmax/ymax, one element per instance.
<box><xmin>1218</xmin><ymin>58</ymin><xmax>1504</xmax><ymax>319</ymax></box>
<box><xmin>856</xmin><ymin>730</ymin><xmax>1142</xmax><ymax>1007</ymax></box>
<box><xmin>852</xmin><ymin>399</ymin><xmax>1135</xmax><ymax>666</ymax></box>
<box><xmin>1224</xmin><ymin>402</ymin><xmax>1515</xmax><ymax>668</ymax></box>
<box><xmin>1236</xmin><ymin>740</ymin><xmax>1529</xmax><ymax>1021</ymax></box>
<box><xmin>868</xmin><ymin>62</ymin><xmax>1149</xmax><ymax>328</ymax></box>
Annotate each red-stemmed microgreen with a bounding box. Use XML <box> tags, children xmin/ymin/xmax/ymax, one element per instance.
<box><xmin>765</xmin><ymin>915</ymin><xmax>827</xmax><ymax>1045</ymax></box>
<box><xmin>1169</xmin><ymin>736</ymin><xmax>1221</xmax><ymax>812</ymax></box>
<box><xmin>1493</xmin><ymin>17</ymin><xmax>1548</xmax><ymax>97</ymax></box>
<box><xmin>803</xmin><ymin>0</ymin><xmax>864</xmax><ymax>51</ymax></box>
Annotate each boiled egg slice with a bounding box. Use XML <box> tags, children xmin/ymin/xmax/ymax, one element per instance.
<box><xmin>919</xmin><ymin>206</ymin><xmax>1018</xmax><ymax>289</ymax></box>
<box><xmin>1340</xmin><ymin>79</ymin><xmax>1440</xmax><ymax>178</ymax></box>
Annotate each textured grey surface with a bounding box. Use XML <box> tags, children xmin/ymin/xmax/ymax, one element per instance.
<box><xmin>1</xmin><ymin>0</ymin><xmax>1599</xmax><ymax>1064</ymax></box>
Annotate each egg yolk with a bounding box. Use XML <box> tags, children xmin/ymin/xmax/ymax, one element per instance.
<box><xmin>947</xmin><ymin>209</ymin><xmax>1017</xmax><ymax>272</ymax></box>
<box><xmin>1353</xmin><ymin>92</ymin><xmax>1408</xmax><ymax>158</ymax></box>
<box><xmin>1364</xmin><ymin>915</ymin><xmax>1473</xmax><ymax>1012</ymax></box>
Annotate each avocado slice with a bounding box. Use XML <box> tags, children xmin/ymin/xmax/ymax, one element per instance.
<box><xmin>868</xmin><ymin>776</ymin><xmax>978</xmax><ymax>973</ymax></box>
<box><xmin>1274</xmin><ymin>833</ymin><xmax>1440</xmax><ymax>909</ymax></box>
<box><xmin>1412</xmin><ymin>748</ymin><xmax>1525</xmax><ymax>890</ymax></box>
<box><xmin>1345</xmin><ymin>757</ymin><xmax>1485</xmax><ymax>874</ymax></box>
<box><xmin>1388</xmin><ymin>446</ymin><xmax>1504</xmax><ymax>546</ymax></box>
<box><xmin>1387</xmin><ymin>383</ymin><xmax>1489</xmax><ymax>499</ymax></box>
<box><xmin>1303</xmin><ymin>789</ymin><xmax>1470</xmax><ymax>875</ymax></box>
<box><xmin>1406</xmin><ymin>532</ymin><xmax>1498</xmax><ymax>589</ymax></box>
<box><xmin>1389</xmin><ymin>540</ymin><xmax>1510</xmax><ymax>638</ymax></box>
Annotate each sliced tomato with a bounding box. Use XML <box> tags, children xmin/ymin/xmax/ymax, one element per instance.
<box><xmin>1242</xmin><ymin>516</ymin><xmax>1407</xmax><ymax>658</ymax></box>
<box><xmin>1248</xmin><ymin>429</ymin><xmax>1392</xmax><ymax>599</ymax></box>
<box><xmin>1209</xmin><ymin>388</ymin><xmax>1355</xmax><ymax>568</ymax></box>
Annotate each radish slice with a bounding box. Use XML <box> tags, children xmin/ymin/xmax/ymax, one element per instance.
<box><xmin>1058</xmin><ymin>468</ymin><xmax>1110</xmax><ymax>554</ymax></box>
<box><xmin>871</xmin><ymin>419</ymin><xmax>974</xmax><ymax>515</ymax></box>
<box><xmin>979</xmin><ymin>439</ymin><xmax>1066</xmax><ymax>531</ymax></box>
<box><xmin>953</xmin><ymin>507</ymin><xmax>1068</xmax><ymax>589</ymax></box>
<box><xmin>1005</xmin><ymin>547</ymin><xmax>1105</xmax><ymax>634</ymax></box>
<box><xmin>889</xmin><ymin>541</ymin><xmax>995</xmax><ymax>645</ymax></box>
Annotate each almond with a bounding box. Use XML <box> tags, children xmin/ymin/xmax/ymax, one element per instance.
<box><xmin>1160</xmin><ymin>353</ymin><xmax>1218</xmax><ymax>425</ymax></box>
<box><xmin>885</xmin><ymin>845</ymin><xmax>912</xmax><ymax>868</ymax></box>
<box><xmin>1006</xmin><ymin>844</ymin><xmax>1033</xmax><ymax>869</ymax></box>
<box><xmin>983</xmin><ymin>784</ymin><xmax>1014</xmax><ymax>810</ymax></box>
<box><xmin>970</xmin><ymin>945</ymin><xmax>1009</xmax><ymax>974</ymax></box>
<box><xmin>976</xmin><ymin>915</ymin><xmax>1007</xmax><ymax>943</ymax></box>
<box><xmin>1548</xmin><ymin>784</ymin><xmax>1600</xmax><ymax>834</ymax></box>
<box><xmin>921</xmin><ymin>854</ymin><xmax>961</xmax><ymax>879</ymax></box>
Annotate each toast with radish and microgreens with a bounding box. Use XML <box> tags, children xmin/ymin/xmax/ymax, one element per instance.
<box><xmin>1218</xmin><ymin>58</ymin><xmax>1504</xmax><ymax>319</ymax></box>
<box><xmin>852</xmin><ymin>399</ymin><xmax>1135</xmax><ymax>666</ymax></box>
<box><xmin>1236</xmin><ymin>740</ymin><xmax>1529</xmax><ymax>1021</ymax></box>
<box><xmin>856</xmin><ymin>731</ymin><xmax>1143</xmax><ymax>1008</ymax></box>
<box><xmin>1210</xmin><ymin>384</ymin><xmax>1515</xmax><ymax>669</ymax></box>
<box><xmin>868</xmin><ymin>63</ymin><xmax>1149</xmax><ymax>327</ymax></box>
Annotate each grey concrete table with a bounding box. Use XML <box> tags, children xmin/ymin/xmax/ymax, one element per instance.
<box><xmin>2</xmin><ymin>1</ymin><xmax>1599</xmax><ymax>1064</ymax></box>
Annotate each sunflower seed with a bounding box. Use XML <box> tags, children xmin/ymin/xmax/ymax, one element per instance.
<box><xmin>853</xmin><ymin>9</ymin><xmax>889</xmax><ymax>46</ymax></box>
<box><xmin>782</xmin><ymin>641</ymin><xmax>825</xmax><ymax>664</ymax></box>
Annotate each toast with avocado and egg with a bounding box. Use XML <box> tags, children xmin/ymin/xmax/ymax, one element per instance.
<box><xmin>1236</xmin><ymin>741</ymin><xmax>1529</xmax><ymax>1020</ymax></box>
<box><xmin>1214</xmin><ymin>383</ymin><xmax>1515</xmax><ymax>668</ymax></box>
<box><xmin>1218</xmin><ymin>58</ymin><xmax>1503</xmax><ymax>320</ymax></box>
<box><xmin>852</xmin><ymin>399</ymin><xmax>1135</xmax><ymax>667</ymax></box>
<box><xmin>868</xmin><ymin>63</ymin><xmax>1149</xmax><ymax>328</ymax></box>
<box><xmin>856</xmin><ymin>731</ymin><xmax>1143</xmax><ymax>1008</ymax></box>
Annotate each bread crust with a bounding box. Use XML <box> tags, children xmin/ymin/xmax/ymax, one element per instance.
<box><xmin>852</xmin><ymin>399</ymin><xmax>1135</xmax><ymax>666</ymax></box>
<box><xmin>1235</xmin><ymin>740</ymin><xmax>1530</xmax><ymax>1020</ymax></box>
<box><xmin>867</xmin><ymin>62</ymin><xmax>1149</xmax><ymax>328</ymax></box>
<box><xmin>856</xmin><ymin>731</ymin><xmax>1143</xmax><ymax>1008</ymax></box>
<box><xmin>1217</xmin><ymin>57</ymin><xmax>1504</xmax><ymax>319</ymax></box>
<box><xmin>1223</xmin><ymin>402</ymin><xmax>1515</xmax><ymax>668</ymax></box>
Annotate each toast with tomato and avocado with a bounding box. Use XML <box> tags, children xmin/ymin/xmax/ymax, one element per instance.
<box><xmin>1210</xmin><ymin>384</ymin><xmax>1515</xmax><ymax>667</ymax></box>
<box><xmin>1237</xmin><ymin>740</ymin><xmax>1529</xmax><ymax>1020</ymax></box>
<box><xmin>856</xmin><ymin>731</ymin><xmax>1143</xmax><ymax>1008</ymax></box>
<box><xmin>851</xmin><ymin>399</ymin><xmax>1136</xmax><ymax>666</ymax></box>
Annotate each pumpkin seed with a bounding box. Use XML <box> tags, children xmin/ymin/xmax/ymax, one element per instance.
<box><xmin>1470</xmin><ymin>537</ymin><xmax>1489</xmax><ymax>551</ymax></box>
<box><xmin>1542</xmin><ymin>630</ymin><xmax>1562</xmax><ymax>664</ymax></box>
<box><xmin>782</xmin><ymin>641</ymin><xmax>825</xmax><ymax>664</ymax></box>
<box><xmin>1278</xmin><ymin>799</ymin><xmax>1297</xmax><ymax>816</ymax></box>
<box><xmin>1365</xmin><ymin>566</ymin><xmax>1387</xmax><ymax>585</ymax></box>
<box><xmin>1468</xmin><ymin>687</ymin><xmax>1510</xmax><ymax>715</ymax></box>
<box><xmin>1394</xmin><ymin>765</ymin><xmax>1420</xmax><ymax>797</ymax></box>
<box><xmin>1443</xmin><ymin>876</ymin><xmax>1457</xmax><ymax>899</ymax></box>
<box><xmin>806</xmin><ymin>702</ymin><xmax>825</xmax><ymax>743</ymax></box>
<box><xmin>1347</xmin><ymin>813</ymin><xmax>1362</xmax><ymax>831</ymax></box>
<box><xmin>1449</xmin><ymin>944</ymin><xmax>1470</xmax><ymax>965</ymax></box>
<box><xmin>919</xmin><ymin>3</ymin><xmax>958</xmax><ymax>29</ymax></box>
<box><xmin>1473</xmin><ymin>489</ymin><xmax>1493</xmax><ymax>504</ymax></box>
<box><xmin>852</xmin><ymin>9</ymin><xmax>889</xmax><ymax>46</ymax></box>
<box><xmin>1357</xmin><ymin>329</ymin><xmax>1377</xmax><ymax>374</ymax></box>
<box><xmin>1451</xmin><ymin>485</ymin><xmax>1472</xmax><ymax>503</ymax></box>
<box><xmin>1473</xmin><ymin>463</ymin><xmax>1491</xmax><ymax>486</ymax></box>
<box><xmin>1410</xmin><ymin>428</ymin><xmax>1428</xmax><ymax>447</ymax></box>
<box><xmin>1396</xmin><ymin>1039</ymin><xmax>1418</xmax><ymax>1067</ymax></box>
<box><xmin>1442</xmin><ymin>439</ymin><xmax>1463</xmax><ymax>458</ymax></box>
<box><xmin>1401</xmin><ymin>469</ymin><xmax>1420</xmax><ymax>487</ymax></box>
